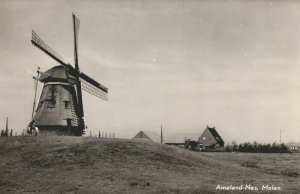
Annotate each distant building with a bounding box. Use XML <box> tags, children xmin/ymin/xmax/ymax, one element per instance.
<box><xmin>165</xmin><ymin>132</ymin><xmax>201</xmax><ymax>148</ymax></box>
<box><xmin>197</xmin><ymin>126</ymin><xmax>224</xmax><ymax>148</ymax></box>
<box><xmin>132</xmin><ymin>131</ymin><xmax>161</xmax><ymax>143</ymax></box>
<box><xmin>166</xmin><ymin>133</ymin><xmax>201</xmax><ymax>144</ymax></box>
<box><xmin>286</xmin><ymin>142</ymin><xmax>300</xmax><ymax>152</ymax></box>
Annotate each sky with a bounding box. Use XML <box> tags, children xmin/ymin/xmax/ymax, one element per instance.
<box><xmin>0</xmin><ymin>0</ymin><xmax>300</xmax><ymax>143</ymax></box>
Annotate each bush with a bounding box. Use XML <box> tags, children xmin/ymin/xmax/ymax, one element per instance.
<box><xmin>224</xmin><ymin>141</ymin><xmax>290</xmax><ymax>153</ymax></box>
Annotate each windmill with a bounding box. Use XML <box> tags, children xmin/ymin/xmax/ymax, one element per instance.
<box><xmin>28</xmin><ymin>13</ymin><xmax>108</xmax><ymax>136</ymax></box>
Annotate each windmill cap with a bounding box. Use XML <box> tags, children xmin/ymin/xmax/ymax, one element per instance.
<box><xmin>39</xmin><ymin>65</ymin><xmax>76</xmax><ymax>84</ymax></box>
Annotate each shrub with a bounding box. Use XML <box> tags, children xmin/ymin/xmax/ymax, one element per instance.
<box><xmin>224</xmin><ymin>141</ymin><xmax>290</xmax><ymax>153</ymax></box>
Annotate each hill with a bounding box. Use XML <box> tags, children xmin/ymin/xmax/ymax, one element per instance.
<box><xmin>0</xmin><ymin>136</ymin><xmax>299</xmax><ymax>193</ymax></box>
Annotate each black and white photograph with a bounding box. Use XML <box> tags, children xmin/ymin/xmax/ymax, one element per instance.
<box><xmin>0</xmin><ymin>0</ymin><xmax>299</xmax><ymax>193</ymax></box>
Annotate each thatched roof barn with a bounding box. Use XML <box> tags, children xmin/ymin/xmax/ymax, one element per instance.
<box><xmin>132</xmin><ymin>131</ymin><xmax>161</xmax><ymax>143</ymax></box>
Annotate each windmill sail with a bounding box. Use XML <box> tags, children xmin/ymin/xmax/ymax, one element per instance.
<box><xmin>73</xmin><ymin>13</ymin><xmax>80</xmax><ymax>69</ymax></box>
<box><xmin>72</xmin><ymin>13</ymin><xmax>84</xmax><ymax>130</ymax></box>
<box><xmin>31</xmin><ymin>30</ymin><xmax>108</xmax><ymax>99</ymax></box>
<box><xmin>80</xmin><ymin>72</ymin><xmax>108</xmax><ymax>100</ymax></box>
<box><xmin>31</xmin><ymin>30</ymin><xmax>71</xmax><ymax>70</ymax></box>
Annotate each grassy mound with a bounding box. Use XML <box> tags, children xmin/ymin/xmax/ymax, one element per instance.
<box><xmin>0</xmin><ymin>136</ymin><xmax>299</xmax><ymax>193</ymax></box>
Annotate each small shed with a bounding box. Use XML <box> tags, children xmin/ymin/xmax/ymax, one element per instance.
<box><xmin>132</xmin><ymin>131</ymin><xmax>161</xmax><ymax>143</ymax></box>
<box><xmin>198</xmin><ymin>126</ymin><xmax>224</xmax><ymax>148</ymax></box>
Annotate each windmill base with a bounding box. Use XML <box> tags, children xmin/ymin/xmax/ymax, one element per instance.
<box><xmin>34</xmin><ymin>126</ymin><xmax>83</xmax><ymax>136</ymax></box>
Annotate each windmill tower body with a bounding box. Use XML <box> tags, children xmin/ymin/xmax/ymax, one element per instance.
<box><xmin>30</xmin><ymin>65</ymin><xmax>83</xmax><ymax>136</ymax></box>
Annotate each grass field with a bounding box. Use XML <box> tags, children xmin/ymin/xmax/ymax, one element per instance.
<box><xmin>0</xmin><ymin>136</ymin><xmax>299</xmax><ymax>193</ymax></box>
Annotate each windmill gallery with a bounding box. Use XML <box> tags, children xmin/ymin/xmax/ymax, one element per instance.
<box><xmin>28</xmin><ymin>13</ymin><xmax>108</xmax><ymax>136</ymax></box>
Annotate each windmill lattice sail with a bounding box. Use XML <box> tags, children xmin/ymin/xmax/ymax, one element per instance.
<box><xmin>81</xmin><ymin>79</ymin><xmax>108</xmax><ymax>101</ymax></box>
<box><xmin>32</xmin><ymin>30</ymin><xmax>66</xmax><ymax>67</ymax></box>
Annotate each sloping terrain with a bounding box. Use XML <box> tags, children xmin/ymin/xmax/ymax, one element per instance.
<box><xmin>0</xmin><ymin>137</ymin><xmax>299</xmax><ymax>194</ymax></box>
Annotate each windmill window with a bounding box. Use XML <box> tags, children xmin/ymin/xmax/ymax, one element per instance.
<box><xmin>64</xmin><ymin>101</ymin><xmax>70</xmax><ymax>109</ymax></box>
<box><xmin>47</xmin><ymin>101</ymin><xmax>55</xmax><ymax>109</ymax></box>
<box><xmin>203</xmin><ymin>137</ymin><xmax>206</xmax><ymax>140</ymax></box>
<box><xmin>48</xmin><ymin>87</ymin><xmax>58</xmax><ymax>93</ymax></box>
